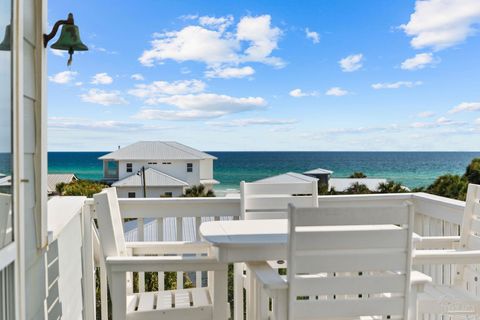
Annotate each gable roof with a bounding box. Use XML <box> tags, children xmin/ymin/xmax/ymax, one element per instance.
<box><xmin>47</xmin><ymin>174</ymin><xmax>78</xmax><ymax>194</ymax></box>
<box><xmin>304</xmin><ymin>168</ymin><xmax>333</xmax><ymax>175</ymax></box>
<box><xmin>254</xmin><ymin>172</ymin><xmax>318</xmax><ymax>184</ymax></box>
<box><xmin>99</xmin><ymin>141</ymin><xmax>217</xmax><ymax>161</ymax></box>
<box><xmin>112</xmin><ymin>168</ymin><xmax>189</xmax><ymax>187</ymax></box>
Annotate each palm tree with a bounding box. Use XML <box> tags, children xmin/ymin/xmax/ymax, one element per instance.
<box><xmin>183</xmin><ymin>184</ymin><xmax>215</xmax><ymax>197</ymax></box>
<box><xmin>377</xmin><ymin>181</ymin><xmax>407</xmax><ymax>193</ymax></box>
<box><xmin>349</xmin><ymin>172</ymin><xmax>367</xmax><ymax>178</ymax></box>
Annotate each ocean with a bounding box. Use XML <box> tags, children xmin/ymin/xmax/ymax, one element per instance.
<box><xmin>48</xmin><ymin>151</ymin><xmax>480</xmax><ymax>191</ymax></box>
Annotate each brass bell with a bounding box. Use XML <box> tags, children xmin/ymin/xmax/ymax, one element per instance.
<box><xmin>44</xmin><ymin>13</ymin><xmax>88</xmax><ymax>65</ymax></box>
<box><xmin>0</xmin><ymin>25</ymin><xmax>11</xmax><ymax>51</ymax></box>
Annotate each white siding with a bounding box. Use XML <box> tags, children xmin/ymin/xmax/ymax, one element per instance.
<box><xmin>116</xmin><ymin>186</ymin><xmax>184</xmax><ymax>198</ymax></box>
<box><xmin>118</xmin><ymin>160</ymin><xmax>201</xmax><ymax>186</ymax></box>
<box><xmin>199</xmin><ymin>159</ymin><xmax>213</xmax><ymax>180</ymax></box>
<box><xmin>19</xmin><ymin>0</ymin><xmax>50</xmax><ymax>318</ymax></box>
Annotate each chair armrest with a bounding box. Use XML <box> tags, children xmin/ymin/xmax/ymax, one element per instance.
<box><xmin>125</xmin><ymin>241</ymin><xmax>211</xmax><ymax>255</ymax></box>
<box><xmin>413</xmin><ymin>249</ymin><xmax>480</xmax><ymax>265</ymax></box>
<box><xmin>411</xmin><ymin>270</ymin><xmax>432</xmax><ymax>291</ymax></box>
<box><xmin>106</xmin><ymin>255</ymin><xmax>227</xmax><ymax>272</ymax></box>
<box><xmin>246</xmin><ymin>262</ymin><xmax>288</xmax><ymax>291</ymax></box>
<box><xmin>415</xmin><ymin>236</ymin><xmax>461</xmax><ymax>249</ymax></box>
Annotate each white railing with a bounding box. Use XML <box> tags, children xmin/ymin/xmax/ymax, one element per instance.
<box><xmin>73</xmin><ymin>192</ymin><xmax>470</xmax><ymax>320</ymax></box>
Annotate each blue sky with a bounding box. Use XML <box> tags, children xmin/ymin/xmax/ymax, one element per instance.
<box><xmin>47</xmin><ymin>0</ymin><xmax>480</xmax><ymax>151</ymax></box>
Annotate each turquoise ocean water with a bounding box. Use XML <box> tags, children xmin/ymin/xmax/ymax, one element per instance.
<box><xmin>48</xmin><ymin>152</ymin><xmax>480</xmax><ymax>191</ymax></box>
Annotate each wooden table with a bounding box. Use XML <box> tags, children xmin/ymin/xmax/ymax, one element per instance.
<box><xmin>200</xmin><ymin>219</ymin><xmax>419</xmax><ymax>320</ymax></box>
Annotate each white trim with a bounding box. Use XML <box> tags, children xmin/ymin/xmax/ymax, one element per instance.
<box><xmin>13</xmin><ymin>0</ymin><xmax>25</xmax><ymax>317</ymax></box>
<box><xmin>0</xmin><ymin>242</ymin><xmax>17</xmax><ymax>271</ymax></box>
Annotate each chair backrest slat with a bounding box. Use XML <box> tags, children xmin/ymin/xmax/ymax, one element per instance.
<box><xmin>94</xmin><ymin>187</ymin><xmax>127</xmax><ymax>257</ymax></box>
<box><xmin>240</xmin><ymin>181</ymin><xmax>318</xmax><ymax>220</ymax></box>
<box><xmin>287</xmin><ymin>202</ymin><xmax>414</xmax><ymax>320</ymax></box>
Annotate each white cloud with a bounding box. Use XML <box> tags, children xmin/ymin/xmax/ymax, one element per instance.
<box><xmin>401</xmin><ymin>0</ymin><xmax>480</xmax><ymax>50</ymax></box>
<box><xmin>325</xmin><ymin>87</ymin><xmax>348</xmax><ymax>96</ymax></box>
<box><xmin>91</xmin><ymin>73</ymin><xmax>113</xmax><ymax>85</ymax></box>
<box><xmin>141</xmin><ymin>25</ymin><xmax>239</xmax><ymax>67</ymax></box>
<box><xmin>289</xmin><ymin>88</ymin><xmax>317</xmax><ymax>98</ymax></box>
<box><xmin>205</xmin><ymin>66</ymin><xmax>255</xmax><ymax>79</ymax></box>
<box><xmin>50</xmin><ymin>48</ymin><xmax>65</xmax><ymax>57</ymax></box>
<box><xmin>139</xmin><ymin>15</ymin><xmax>284</xmax><ymax>69</ymax></box>
<box><xmin>128</xmin><ymin>79</ymin><xmax>206</xmax><ymax>103</ymax></box>
<box><xmin>448</xmin><ymin>101</ymin><xmax>480</xmax><ymax>113</ymax></box>
<box><xmin>237</xmin><ymin>15</ymin><xmax>283</xmax><ymax>67</ymax></box>
<box><xmin>133</xmin><ymin>93</ymin><xmax>267</xmax><ymax>120</ymax></box>
<box><xmin>208</xmin><ymin>118</ymin><xmax>297</xmax><ymax>127</ymax></box>
<box><xmin>475</xmin><ymin>118</ymin><xmax>480</xmax><ymax>125</ymax></box>
<box><xmin>75</xmin><ymin>82</ymin><xmax>83</xmax><ymax>87</ymax></box>
<box><xmin>199</xmin><ymin>15</ymin><xmax>234</xmax><ymax>32</ymax></box>
<box><xmin>417</xmin><ymin>111</ymin><xmax>435</xmax><ymax>118</ymax></box>
<box><xmin>49</xmin><ymin>117</ymin><xmax>172</xmax><ymax>131</ymax></box>
<box><xmin>339</xmin><ymin>54</ymin><xmax>363</xmax><ymax>72</ymax></box>
<box><xmin>410</xmin><ymin>117</ymin><xmax>465</xmax><ymax>128</ymax></box>
<box><xmin>80</xmin><ymin>89</ymin><xmax>128</xmax><ymax>106</ymax></box>
<box><xmin>48</xmin><ymin>71</ymin><xmax>78</xmax><ymax>84</ymax></box>
<box><xmin>401</xmin><ymin>53</ymin><xmax>437</xmax><ymax>70</ymax></box>
<box><xmin>371</xmin><ymin>81</ymin><xmax>423</xmax><ymax>89</ymax></box>
<box><xmin>305</xmin><ymin>28</ymin><xmax>320</xmax><ymax>44</ymax></box>
<box><xmin>131</xmin><ymin>73</ymin><xmax>144</xmax><ymax>81</ymax></box>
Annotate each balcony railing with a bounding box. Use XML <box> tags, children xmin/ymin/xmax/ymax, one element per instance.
<box><xmin>47</xmin><ymin>192</ymin><xmax>470</xmax><ymax>319</ymax></box>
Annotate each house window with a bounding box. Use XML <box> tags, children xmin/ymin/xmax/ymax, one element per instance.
<box><xmin>128</xmin><ymin>192</ymin><xmax>136</xmax><ymax>198</ymax></box>
<box><xmin>163</xmin><ymin>192</ymin><xmax>173</xmax><ymax>198</ymax></box>
<box><xmin>126</xmin><ymin>163</ymin><xmax>132</xmax><ymax>173</ymax></box>
<box><xmin>162</xmin><ymin>162</ymin><xmax>171</xmax><ymax>165</ymax></box>
<box><xmin>187</xmin><ymin>163</ymin><xmax>193</xmax><ymax>173</ymax></box>
<box><xmin>148</xmin><ymin>162</ymin><xmax>157</xmax><ymax>165</ymax></box>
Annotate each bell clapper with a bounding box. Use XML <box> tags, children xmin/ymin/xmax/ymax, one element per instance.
<box><xmin>67</xmin><ymin>48</ymin><xmax>74</xmax><ymax>66</ymax></box>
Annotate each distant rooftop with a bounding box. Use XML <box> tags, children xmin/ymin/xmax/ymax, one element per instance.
<box><xmin>47</xmin><ymin>174</ymin><xmax>78</xmax><ymax>194</ymax></box>
<box><xmin>254</xmin><ymin>172</ymin><xmax>318</xmax><ymax>184</ymax></box>
<box><xmin>112</xmin><ymin>167</ymin><xmax>189</xmax><ymax>187</ymax></box>
<box><xmin>303</xmin><ymin>168</ymin><xmax>334</xmax><ymax>175</ymax></box>
<box><xmin>99</xmin><ymin>141</ymin><xmax>217</xmax><ymax>161</ymax></box>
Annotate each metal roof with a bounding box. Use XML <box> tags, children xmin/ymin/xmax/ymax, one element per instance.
<box><xmin>329</xmin><ymin>178</ymin><xmax>387</xmax><ymax>192</ymax></box>
<box><xmin>254</xmin><ymin>172</ymin><xmax>318</xmax><ymax>184</ymax></box>
<box><xmin>124</xmin><ymin>216</ymin><xmax>233</xmax><ymax>242</ymax></box>
<box><xmin>0</xmin><ymin>175</ymin><xmax>11</xmax><ymax>187</ymax></box>
<box><xmin>47</xmin><ymin>174</ymin><xmax>78</xmax><ymax>194</ymax></box>
<box><xmin>303</xmin><ymin>168</ymin><xmax>334</xmax><ymax>175</ymax></box>
<box><xmin>99</xmin><ymin>141</ymin><xmax>217</xmax><ymax>161</ymax></box>
<box><xmin>112</xmin><ymin>168</ymin><xmax>189</xmax><ymax>187</ymax></box>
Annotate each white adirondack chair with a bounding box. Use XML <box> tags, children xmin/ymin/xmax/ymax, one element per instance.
<box><xmin>240</xmin><ymin>180</ymin><xmax>318</xmax><ymax>220</ymax></box>
<box><xmin>236</xmin><ymin>180</ymin><xmax>319</xmax><ymax>319</ymax></box>
<box><xmin>414</xmin><ymin>183</ymin><xmax>480</xmax><ymax>316</ymax></box>
<box><xmin>247</xmin><ymin>202</ymin><xmax>431</xmax><ymax>320</ymax></box>
<box><xmin>93</xmin><ymin>187</ymin><xmax>229</xmax><ymax>320</ymax></box>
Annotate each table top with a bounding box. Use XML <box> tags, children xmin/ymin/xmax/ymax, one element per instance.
<box><xmin>200</xmin><ymin>219</ymin><xmax>415</xmax><ymax>248</ymax></box>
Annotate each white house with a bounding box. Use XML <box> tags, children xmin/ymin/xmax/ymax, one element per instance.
<box><xmin>99</xmin><ymin>141</ymin><xmax>219</xmax><ymax>198</ymax></box>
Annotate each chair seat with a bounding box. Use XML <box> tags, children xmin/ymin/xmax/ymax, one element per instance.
<box><xmin>126</xmin><ymin>288</ymin><xmax>213</xmax><ymax>320</ymax></box>
<box><xmin>418</xmin><ymin>284</ymin><xmax>480</xmax><ymax>315</ymax></box>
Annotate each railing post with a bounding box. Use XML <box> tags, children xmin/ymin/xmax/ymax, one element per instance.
<box><xmin>81</xmin><ymin>203</ymin><xmax>96</xmax><ymax>320</ymax></box>
<box><xmin>234</xmin><ymin>263</ymin><xmax>244</xmax><ymax>320</ymax></box>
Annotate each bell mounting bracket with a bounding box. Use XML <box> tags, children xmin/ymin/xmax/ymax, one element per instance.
<box><xmin>43</xmin><ymin>13</ymin><xmax>74</xmax><ymax>48</ymax></box>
